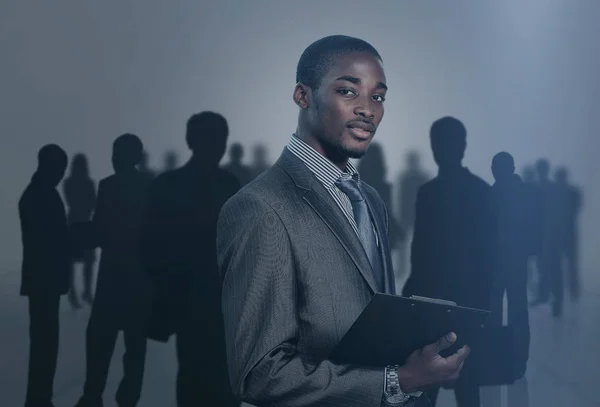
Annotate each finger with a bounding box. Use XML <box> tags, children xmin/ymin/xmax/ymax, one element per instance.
<box><xmin>444</xmin><ymin>345</ymin><xmax>470</xmax><ymax>368</ymax></box>
<box><xmin>424</xmin><ymin>332</ymin><xmax>457</xmax><ymax>356</ymax></box>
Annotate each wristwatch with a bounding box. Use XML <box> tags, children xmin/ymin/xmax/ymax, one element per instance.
<box><xmin>383</xmin><ymin>365</ymin><xmax>411</xmax><ymax>405</ymax></box>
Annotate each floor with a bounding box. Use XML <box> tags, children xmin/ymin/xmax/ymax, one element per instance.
<box><xmin>1</xmin><ymin>266</ymin><xmax>597</xmax><ymax>407</ymax></box>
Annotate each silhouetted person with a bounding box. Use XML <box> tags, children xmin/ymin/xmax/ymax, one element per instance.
<box><xmin>396</xmin><ymin>150</ymin><xmax>429</xmax><ymax>279</ymax></box>
<box><xmin>141</xmin><ymin>112</ymin><xmax>240</xmax><ymax>407</ymax></box>
<box><xmin>554</xmin><ymin>166</ymin><xmax>583</xmax><ymax>301</ymax></box>
<box><xmin>19</xmin><ymin>144</ymin><xmax>70</xmax><ymax>407</ymax></box>
<box><xmin>357</xmin><ymin>141</ymin><xmax>402</xmax><ymax>248</ymax></box>
<box><xmin>63</xmin><ymin>153</ymin><xmax>97</xmax><ymax>308</ymax></box>
<box><xmin>403</xmin><ymin>117</ymin><xmax>496</xmax><ymax>407</ymax></box>
<box><xmin>490</xmin><ymin>152</ymin><xmax>530</xmax><ymax>376</ymax></box>
<box><xmin>74</xmin><ymin>134</ymin><xmax>152</xmax><ymax>407</ymax></box>
<box><xmin>530</xmin><ymin>158</ymin><xmax>563</xmax><ymax>316</ymax></box>
<box><xmin>137</xmin><ymin>151</ymin><xmax>155</xmax><ymax>180</ymax></box>
<box><xmin>521</xmin><ymin>165</ymin><xmax>543</xmax><ymax>292</ymax></box>
<box><xmin>222</xmin><ymin>142</ymin><xmax>253</xmax><ymax>186</ymax></box>
<box><xmin>249</xmin><ymin>144</ymin><xmax>270</xmax><ymax>180</ymax></box>
<box><xmin>163</xmin><ymin>150</ymin><xmax>179</xmax><ymax>173</ymax></box>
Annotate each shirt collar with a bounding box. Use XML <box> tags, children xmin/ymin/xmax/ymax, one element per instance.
<box><xmin>286</xmin><ymin>134</ymin><xmax>360</xmax><ymax>189</ymax></box>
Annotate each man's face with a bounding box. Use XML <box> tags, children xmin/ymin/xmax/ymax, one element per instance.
<box><xmin>302</xmin><ymin>52</ymin><xmax>387</xmax><ymax>160</ymax></box>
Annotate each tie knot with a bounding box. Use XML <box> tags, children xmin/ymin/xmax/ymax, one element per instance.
<box><xmin>335</xmin><ymin>177</ymin><xmax>364</xmax><ymax>202</ymax></box>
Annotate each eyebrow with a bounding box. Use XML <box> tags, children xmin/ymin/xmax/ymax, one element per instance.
<box><xmin>335</xmin><ymin>75</ymin><xmax>388</xmax><ymax>91</ymax></box>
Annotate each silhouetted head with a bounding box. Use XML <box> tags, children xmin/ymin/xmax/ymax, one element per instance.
<box><xmin>430</xmin><ymin>117</ymin><xmax>467</xmax><ymax>170</ymax></box>
<box><xmin>522</xmin><ymin>165</ymin><xmax>536</xmax><ymax>184</ymax></box>
<box><xmin>185</xmin><ymin>111</ymin><xmax>229</xmax><ymax>167</ymax></box>
<box><xmin>294</xmin><ymin>35</ymin><xmax>387</xmax><ymax>168</ymax></box>
<box><xmin>253</xmin><ymin>144</ymin><xmax>268</xmax><ymax>165</ymax></box>
<box><xmin>228</xmin><ymin>143</ymin><xmax>244</xmax><ymax>164</ymax></box>
<box><xmin>535</xmin><ymin>158</ymin><xmax>550</xmax><ymax>181</ymax></box>
<box><xmin>357</xmin><ymin>142</ymin><xmax>386</xmax><ymax>181</ymax></box>
<box><xmin>555</xmin><ymin>166</ymin><xmax>569</xmax><ymax>185</ymax></box>
<box><xmin>70</xmin><ymin>153</ymin><xmax>89</xmax><ymax>177</ymax></box>
<box><xmin>491</xmin><ymin>152</ymin><xmax>515</xmax><ymax>183</ymax></box>
<box><xmin>36</xmin><ymin>144</ymin><xmax>68</xmax><ymax>187</ymax></box>
<box><xmin>406</xmin><ymin>150</ymin><xmax>421</xmax><ymax>169</ymax></box>
<box><xmin>164</xmin><ymin>150</ymin><xmax>178</xmax><ymax>171</ymax></box>
<box><xmin>111</xmin><ymin>133</ymin><xmax>143</xmax><ymax>173</ymax></box>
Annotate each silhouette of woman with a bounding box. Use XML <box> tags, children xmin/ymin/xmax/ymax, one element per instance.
<box><xmin>63</xmin><ymin>154</ymin><xmax>97</xmax><ymax>308</ymax></box>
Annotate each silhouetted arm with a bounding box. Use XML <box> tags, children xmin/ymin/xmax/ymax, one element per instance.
<box><xmin>217</xmin><ymin>193</ymin><xmax>384</xmax><ymax>407</ymax></box>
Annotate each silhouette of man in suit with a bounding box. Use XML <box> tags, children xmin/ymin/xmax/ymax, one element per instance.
<box><xmin>222</xmin><ymin>142</ymin><xmax>253</xmax><ymax>187</ymax></box>
<box><xmin>74</xmin><ymin>134</ymin><xmax>152</xmax><ymax>407</ymax></box>
<box><xmin>63</xmin><ymin>153</ymin><xmax>97</xmax><ymax>308</ymax></box>
<box><xmin>490</xmin><ymin>152</ymin><xmax>530</xmax><ymax>375</ymax></box>
<box><xmin>396</xmin><ymin>150</ymin><xmax>429</xmax><ymax>280</ymax></box>
<box><xmin>530</xmin><ymin>158</ymin><xmax>563</xmax><ymax>316</ymax></box>
<box><xmin>19</xmin><ymin>144</ymin><xmax>70</xmax><ymax>407</ymax></box>
<box><xmin>217</xmin><ymin>35</ymin><xmax>470</xmax><ymax>407</ymax></box>
<box><xmin>403</xmin><ymin>117</ymin><xmax>497</xmax><ymax>407</ymax></box>
<box><xmin>554</xmin><ymin>167</ymin><xmax>583</xmax><ymax>301</ymax></box>
<box><xmin>141</xmin><ymin>112</ymin><xmax>239</xmax><ymax>406</ymax></box>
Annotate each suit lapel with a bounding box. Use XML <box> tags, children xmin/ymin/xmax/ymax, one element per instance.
<box><xmin>302</xmin><ymin>186</ymin><xmax>379</xmax><ymax>293</ymax></box>
<box><xmin>276</xmin><ymin>149</ymin><xmax>378</xmax><ymax>293</ymax></box>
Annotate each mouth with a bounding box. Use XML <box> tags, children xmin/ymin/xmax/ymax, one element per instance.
<box><xmin>347</xmin><ymin>126</ymin><xmax>373</xmax><ymax>140</ymax></box>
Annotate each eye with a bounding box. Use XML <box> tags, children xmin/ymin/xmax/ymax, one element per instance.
<box><xmin>372</xmin><ymin>94</ymin><xmax>386</xmax><ymax>103</ymax></box>
<box><xmin>337</xmin><ymin>89</ymin><xmax>357</xmax><ymax>97</ymax></box>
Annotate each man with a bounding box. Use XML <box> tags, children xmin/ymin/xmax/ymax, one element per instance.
<box><xmin>490</xmin><ymin>152</ymin><xmax>530</xmax><ymax>375</ymax></box>
<box><xmin>141</xmin><ymin>112</ymin><xmax>239</xmax><ymax>406</ymax></box>
<box><xmin>217</xmin><ymin>35</ymin><xmax>469</xmax><ymax>407</ymax></box>
<box><xmin>553</xmin><ymin>166</ymin><xmax>582</xmax><ymax>301</ymax></box>
<box><xmin>530</xmin><ymin>158</ymin><xmax>563</xmax><ymax>316</ymax></box>
<box><xmin>74</xmin><ymin>134</ymin><xmax>152</xmax><ymax>407</ymax></box>
<box><xmin>19</xmin><ymin>144</ymin><xmax>70</xmax><ymax>407</ymax></box>
<box><xmin>402</xmin><ymin>117</ymin><xmax>497</xmax><ymax>407</ymax></box>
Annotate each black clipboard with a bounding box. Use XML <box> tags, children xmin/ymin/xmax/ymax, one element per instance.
<box><xmin>330</xmin><ymin>293</ymin><xmax>490</xmax><ymax>367</ymax></box>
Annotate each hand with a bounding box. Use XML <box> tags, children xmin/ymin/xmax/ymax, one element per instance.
<box><xmin>397</xmin><ymin>332</ymin><xmax>470</xmax><ymax>393</ymax></box>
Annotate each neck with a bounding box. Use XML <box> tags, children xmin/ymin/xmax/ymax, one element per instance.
<box><xmin>295</xmin><ymin>128</ymin><xmax>348</xmax><ymax>171</ymax></box>
<box><xmin>188</xmin><ymin>154</ymin><xmax>218</xmax><ymax>170</ymax></box>
<box><xmin>438</xmin><ymin>163</ymin><xmax>463</xmax><ymax>174</ymax></box>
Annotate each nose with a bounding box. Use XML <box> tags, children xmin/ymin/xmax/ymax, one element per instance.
<box><xmin>354</xmin><ymin>98</ymin><xmax>376</xmax><ymax>120</ymax></box>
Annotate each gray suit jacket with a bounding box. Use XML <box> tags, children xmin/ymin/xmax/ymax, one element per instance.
<box><xmin>217</xmin><ymin>148</ymin><xmax>424</xmax><ymax>406</ymax></box>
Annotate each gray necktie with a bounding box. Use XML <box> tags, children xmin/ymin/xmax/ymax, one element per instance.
<box><xmin>336</xmin><ymin>177</ymin><xmax>384</xmax><ymax>291</ymax></box>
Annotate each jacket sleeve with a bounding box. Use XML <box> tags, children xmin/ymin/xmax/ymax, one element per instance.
<box><xmin>217</xmin><ymin>192</ymin><xmax>384</xmax><ymax>407</ymax></box>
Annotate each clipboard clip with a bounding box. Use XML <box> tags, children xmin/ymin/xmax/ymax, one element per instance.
<box><xmin>409</xmin><ymin>295</ymin><xmax>457</xmax><ymax>307</ymax></box>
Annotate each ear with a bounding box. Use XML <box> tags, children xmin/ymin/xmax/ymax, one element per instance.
<box><xmin>293</xmin><ymin>83</ymin><xmax>310</xmax><ymax>109</ymax></box>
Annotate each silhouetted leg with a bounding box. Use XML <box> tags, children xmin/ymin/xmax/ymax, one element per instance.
<box><xmin>25</xmin><ymin>295</ymin><xmax>60</xmax><ymax>407</ymax></box>
<box><xmin>566</xmin><ymin>239</ymin><xmax>580</xmax><ymax>300</ymax></box>
<box><xmin>115</xmin><ymin>328</ymin><xmax>147</xmax><ymax>407</ymax></box>
<box><xmin>507</xmin><ymin>256</ymin><xmax>530</xmax><ymax>371</ymax></box>
<box><xmin>82</xmin><ymin>258</ymin><xmax>95</xmax><ymax>305</ymax></box>
<box><xmin>176</xmin><ymin>315</ymin><xmax>238</xmax><ymax>407</ymax></box>
<box><xmin>532</xmin><ymin>253</ymin><xmax>551</xmax><ymax>305</ymax></box>
<box><xmin>69</xmin><ymin>262</ymin><xmax>81</xmax><ymax>309</ymax></box>
<box><xmin>78</xmin><ymin>307</ymin><xmax>118</xmax><ymax>406</ymax></box>
<box><xmin>549</xmin><ymin>253</ymin><xmax>563</xmax><ymax>317</ymax></box>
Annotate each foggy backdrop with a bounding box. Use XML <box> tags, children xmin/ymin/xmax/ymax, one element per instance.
<box><xmin>2</xmin><ymin>0</ymin><xmax>599</xmax><ymax>293</ymax></box>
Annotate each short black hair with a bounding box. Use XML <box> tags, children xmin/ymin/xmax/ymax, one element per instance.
<box><xmin>185</xmin><ymin>111</ymin><xmax>229</xmax><ymax>152</ymax></box>
<box><xmin>38</xmin><ymin>144</ymin><xmax>67</xmax><ymax>168</ymax></box>
<box><xmin>296</xmin><ymin>35</ymin><xmax>382</xmax><ymax>90</ymax></box>
<box><xmin>114</xmin><ymin>133</ymin><xmax>144</xmax><ymax>165</ymax></box>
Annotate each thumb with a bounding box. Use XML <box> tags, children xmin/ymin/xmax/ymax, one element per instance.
<box><xmin>424</xmin><ymin>332</ymin><xmax>456</xmax><ymax>356</ymax></box>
